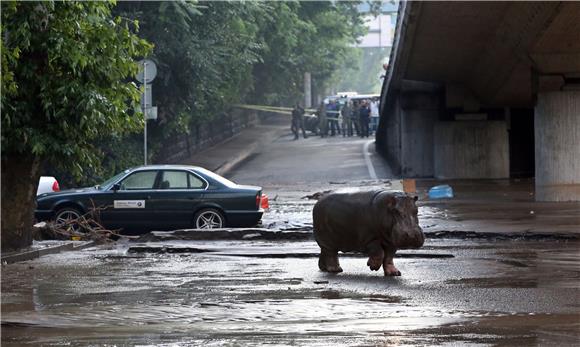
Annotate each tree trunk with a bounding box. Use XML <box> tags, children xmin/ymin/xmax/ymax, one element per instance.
<box><xmin>1</xmin><ymin>153</ymin><xmax>41</xmax><ymax>251</ymax></box>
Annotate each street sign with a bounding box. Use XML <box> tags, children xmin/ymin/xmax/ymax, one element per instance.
<box><xmin>136</xmin><ymin>59</ymin><xmax>157</xmax><ymax>83</ymax></box>
<box><xmin>146</xmin><ymin>106</ymin><xmax>158</xmax><ymax>120</ymax></box>
<box><xmin>137</xmin><ymin>59</ymin><xmax>157</xmax><ymax>166</ymax></box>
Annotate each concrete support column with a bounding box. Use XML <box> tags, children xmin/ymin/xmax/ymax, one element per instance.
<box><xmin>434</xmin><ymin>121</ymin><xmax>509</xmax><ymax>179</ymax></box>
<box><xmin>400</xmin><ymin>92</ymin><xmax>438</xmax><ymax>177</ymax></box>
<box><xmin>535</xmin><ymin>91</ymin><xmax>580</xmax><ymax>201</ymax></box>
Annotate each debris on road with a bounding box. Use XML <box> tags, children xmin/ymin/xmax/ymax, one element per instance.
<box><xmin>428</xmin><ymin>184</ymin><xmax>454</xmax><ymax>199</ymax></box>
<box><xmin>33</xmin><ymin>207</ymin><xmax>124</xmax><ymax>244</ymax></box>
<box><xmin>133</xmin><ymin>228</ymin><xmax>313</xmax><ymax>242</ymax></box>
<box><xmin>302</xmin><ymin>190</ymin><xmax>333</xmax><ymax>200</ymax></box>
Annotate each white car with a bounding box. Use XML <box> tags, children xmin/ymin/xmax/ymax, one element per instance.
<box><xmin>37</xmin><ymin>176</ymin><xmax>60</xmax><ymax>195</ymax></box>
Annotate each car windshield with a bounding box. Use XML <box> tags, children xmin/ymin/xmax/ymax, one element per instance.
<box><xmin>98</xmin><ymin>170</ymin><xmax>129</xmax><ymax>190</ymax></box>
<box><xmin>195</xmin><ymin>167</ymin><xmax>238</xmax><ymax>188</ymax></box>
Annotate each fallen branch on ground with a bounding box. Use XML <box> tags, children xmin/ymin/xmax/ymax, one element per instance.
<box><xmin>33</xmin><ymin>202</ymin><xmax>124</xmax><ymax>243</ymax></box>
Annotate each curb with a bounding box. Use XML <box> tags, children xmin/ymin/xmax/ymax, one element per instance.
<box><xmin>215</xmin><ymin>127</ymin><xmax>286</xmax><ymax>177</ymax></box>
<box><xmin>214</xmin><ymin>141</ymin><xmax>260</xmax><ymax>176</ymax></box>
<box><xmin>1</xmin><ymin>241</ymin><xmax>95</xmax><ymax>265</ymax></box>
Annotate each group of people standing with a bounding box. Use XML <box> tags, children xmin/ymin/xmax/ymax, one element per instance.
<box><xmin>290</xmin><ymin>98</ymin><xmax>379</xmax><ymax>140</ymax></box>
<box><xmin>317</xmin><ymin>99</ymin><xmax>376</xmax><ymax>138</ymax></box>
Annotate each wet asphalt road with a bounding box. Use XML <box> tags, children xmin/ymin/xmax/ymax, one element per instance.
<box><xmin>2</xmin><ymin>239</ymin><xmax>579</xmax><ymax>346</ymax></box>
<box><xmin>2</xmin><ymin>131</ymin><xmax>580</xmax><ymax>346</ymax></box>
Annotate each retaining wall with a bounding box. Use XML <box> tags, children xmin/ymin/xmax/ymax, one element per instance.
<box><xmin>155</xmin><ymin>108</ymin><xmax>259</xmax><ymax>164</ymax></box>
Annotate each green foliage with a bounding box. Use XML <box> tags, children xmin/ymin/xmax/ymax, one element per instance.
<box><xmin>251</xmin><ymin>1</ymin><xmax>369</xmax><ymax>105</ymax></box>
<box><xmin>114</xmin><ymin>1</ymin><xmax>263</xmax><ymax>140</ymax></box>
<box><xmin>115</xmin><ymin>0</ymin><xmax>370</xmax><ymax>133</ymax></box>
<box><xmin>1</xmin><ymin>0</ymin><xmax>151</xmax><ymax>178</ymax></box>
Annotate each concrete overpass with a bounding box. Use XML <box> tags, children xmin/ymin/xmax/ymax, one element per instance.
<box><xmin>377</xmin><ymin>1</ymin><xmax>580</xmax><ymax>201</ymax></box>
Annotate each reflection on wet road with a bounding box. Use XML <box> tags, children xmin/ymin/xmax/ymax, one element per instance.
<box><xmin>2</xmin><ymin>239</ymin><xmax>579</xmax><ymax>346</ymax></box>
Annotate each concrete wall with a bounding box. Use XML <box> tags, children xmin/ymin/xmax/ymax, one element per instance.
<box><xmin>535</xmin><ymin>91</ymin><xmax>580</xmax><ymax>201</ymax></box>
<box><xmin>376</xmin><ymin>91</ymin><xmax>403</xmax><ymax>175</ymax></box>
<box><xmin>434</xmin><ymin>121</ymin><xmax>509</xmax><ymax>179</ymax></box>
<box><xmin>155</xmin><ymin>108</ymin><xmax>259</xmax><ymax>164</ymax></box>
<box><xmin>400</xmin><ymin>92</ymin><xmax>438</xmax><ymax>177</ymax></box>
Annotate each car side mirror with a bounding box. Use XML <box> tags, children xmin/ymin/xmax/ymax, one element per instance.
<box><xmin>112</xmin><ymin>183</ymin><xmax>121</xmax><ymax>191</ymax></box>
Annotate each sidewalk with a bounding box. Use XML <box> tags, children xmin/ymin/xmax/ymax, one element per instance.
<box><xmin>179</xmin><ymin>116</ymin><xmax>288</xmax><ymax>176</ymax></box>
<box><xmin>415</xmin><ymin>178</ymin><xmax>580</xmax><ymax>237</ymax></box>
<box><xmin>1</xmin><ymin>240</ymin><xmax>95</xmax><ymax>264</ymax></box>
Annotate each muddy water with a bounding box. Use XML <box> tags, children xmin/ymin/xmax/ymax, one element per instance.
<box><xmin>2</xmin><ymin>239</ymin><xmax>579</xmax><ymax>346</ymax></box>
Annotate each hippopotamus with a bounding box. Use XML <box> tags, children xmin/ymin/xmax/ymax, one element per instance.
<box><xmin>313</xmin><ymin>190</ymin><xmax>424</xmax><ymax>276</ymax></box>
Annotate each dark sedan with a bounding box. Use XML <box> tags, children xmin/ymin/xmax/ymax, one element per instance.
<box><xmin>35</xmin><ymin>165</ymin><xmax>264</xmax><ymax>233</ymax></box>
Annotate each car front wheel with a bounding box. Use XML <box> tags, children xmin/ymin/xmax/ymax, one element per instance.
<box><xmin>194</xmin><ymin>208</ymin><xmax>225</xmax><ymax>229</ymax></box>
<box><xmin>54</xmin><ymin>207</ymin><xmax>82</xmax><ymax>232</ymax></box>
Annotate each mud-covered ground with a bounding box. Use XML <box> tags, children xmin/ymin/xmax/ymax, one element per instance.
<box><xmin>3</xmin><ymin>133</ymin><xmax>579</xmax><ymax>346</ymax></box>
<box><xmin>2</xmin><ymin>238</ymin><xmax>579</xmax><ymax>346</ymax></box>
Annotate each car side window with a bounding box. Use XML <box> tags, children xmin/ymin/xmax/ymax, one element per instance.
<box><xmin>189</xmin><ymin>173</ymin><xmax>205</xmax><ymax>189</ymax></box>
<box><xmin>119</xmin><ymin>171</ymin><xmax>158</xmax><ymax>190</ymax></box>
<box><xmin>160</xmin><ymin>171</ymin><xmax>188</xmax><ymax>189</ymax></box>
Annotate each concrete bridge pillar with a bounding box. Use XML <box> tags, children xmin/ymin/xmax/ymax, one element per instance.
<box><xmin>534</xmin><ymin>91</ymin><xmax>580</xmax><ymax>201</ymax></box>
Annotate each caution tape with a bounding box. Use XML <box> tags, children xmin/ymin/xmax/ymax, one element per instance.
<box><xmin>234</xmin><ymin>104</ymin><xmax>318</xmax><ymax>115</ymax></box>
<box><xmin>233</xmin><ymin>104</ymin><xmax>348</xmax><ymax>123</ymax></box>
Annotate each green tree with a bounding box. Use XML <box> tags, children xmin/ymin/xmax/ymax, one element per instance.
<box><xmin>1</xmin><ymin>1</ymin><xmax>151</xmax><ymax>251</ymax></box>
<box><xmin>113</xmin><ymin>1</ymin><xmax>264</xmax><ymax>162</ymax></box>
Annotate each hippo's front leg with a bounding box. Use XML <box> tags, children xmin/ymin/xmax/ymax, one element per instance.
<box><xmin>383</xmin><ymin>248</ymin><xmax>401</xmax><ymax>276</ymax></box>
<box><xmin>365</xmin><ymin>240</ymin><xmax>384</xmax><ymax>271</ymax></box>
<box><xmin>318</xmin><ymin>248</ymin><xmax>343</xmax><ymax>273</ymax></box>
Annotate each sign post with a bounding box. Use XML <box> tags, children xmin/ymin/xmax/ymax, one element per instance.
<box><xmin>137</xmin><ymin>59</ymin><xmax>157</xmax><ymax>165</ymax></box>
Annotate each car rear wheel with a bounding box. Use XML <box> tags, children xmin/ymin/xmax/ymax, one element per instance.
<box><xmin>194</xmin><ymin>208</ymin><xmax>225</xmax><ymax>229</ymax></box>
<box><xmin>54</xmin><ymin>207</ymin><xmax>82</xmax><ymax>232</ymax></box>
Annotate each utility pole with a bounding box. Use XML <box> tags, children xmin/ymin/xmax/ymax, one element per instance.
<box><xmin>304</xmin><ymin>72</ymin><xmax>312</xmax><ymax>108</ymax></box>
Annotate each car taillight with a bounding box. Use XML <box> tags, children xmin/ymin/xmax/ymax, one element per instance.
<box><xmin>52</xmin><ymin>180</ymin><xmax>60</xmax><ymax>192</ymax></box>
<box><xmin>256</xmin><ymin>194</ymin><xmax>261</xmax><ymax>208</ymax></box>
<box><xmin>261</xmin><ymin>194</ymin><xmax>269</xmax><ymax>209</ymax></box>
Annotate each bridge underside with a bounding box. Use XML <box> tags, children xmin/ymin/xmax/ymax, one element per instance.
<box><xmin>378</xmin><ymin>1</ymin><xmax>580</xmax><ymax>201</ymax></box>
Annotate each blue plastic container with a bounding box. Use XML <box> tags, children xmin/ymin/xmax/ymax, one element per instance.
<box><xmin>428</xmin><ymin>184</ymin><xmax>454</xmax><ymax>199</ymax></box>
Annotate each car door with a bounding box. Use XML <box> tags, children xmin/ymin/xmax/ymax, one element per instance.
<box><xmin>150</xmin><ymin>170</ymin><xmax>207</xmax><ymax>229</ymax></box>
<box><xmin>101</xmin><ymin>170</ymin><xmax>161</xmax><ymax>230</ymax></box>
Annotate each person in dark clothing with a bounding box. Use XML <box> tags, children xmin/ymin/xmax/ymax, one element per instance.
<box><xmin>351</xmin><ymin>100</ymin><xmax>361</xmax><ymax>136</ymax></box>
<box><xmin>341</xmin><ymin>101</ymin><xmax>352</xmax><ymax>137</ymax></box>
<box><xmin>317</xmin><ymin>101</ymin><xmax>327</xmax><ymax>138</ymax></box>
<box><xmin>359</xmin><ymin>101</ymin><xmax>371</xmax><ymax>138</ymax></box>
<box><xmin>326</xmin><ymin>100</ymin><xmax>341</xmax><ymax>136</ymax></box>
<box><xmin>291</xmin><ymin>103</ymin><xmax>308</xmax><ymax>140</ymax></box>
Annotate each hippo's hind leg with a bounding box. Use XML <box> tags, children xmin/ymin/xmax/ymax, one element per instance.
<box><xmin>318</xmin><ymin>248</ymin><xmax>343</xmax><ymax>273</ymax></box>
<box><xmin>383</xmin><ymin>248</ymin><xmax>401</xmax><ymax>276</ymax></box>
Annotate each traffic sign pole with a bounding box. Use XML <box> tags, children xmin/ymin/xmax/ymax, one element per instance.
<box><xmin>144</xmin><ymin>61</ymin><xmax>148</xmax><ymax>165</ymax></box>
<box><xmin>137</xmin><ymin>59</ymin><xmax>156</xmax><ymax>166</ymax></box>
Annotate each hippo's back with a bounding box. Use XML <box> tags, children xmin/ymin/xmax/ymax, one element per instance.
<box><xmin>313</xmin><ymin>190</ymin><xmax>380</xmax><ymax>251</ymax></box>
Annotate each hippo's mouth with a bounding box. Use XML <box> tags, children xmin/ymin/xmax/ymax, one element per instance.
<box><xmin>392</xmin><ymin>229</ymin><xmax>425</xmax><ymax>249</ymax></box>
